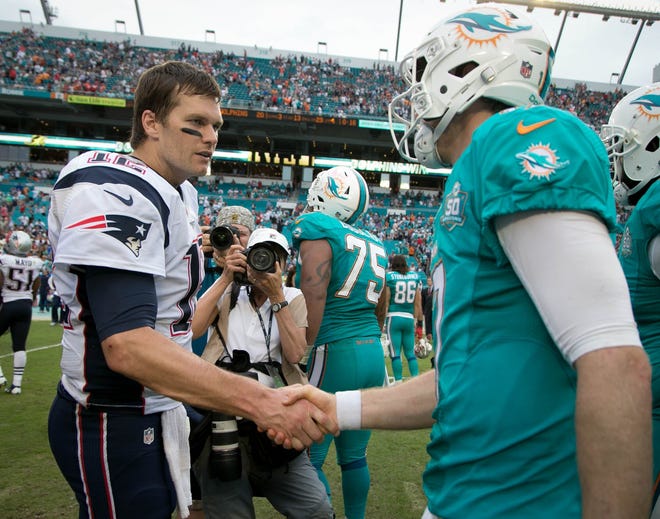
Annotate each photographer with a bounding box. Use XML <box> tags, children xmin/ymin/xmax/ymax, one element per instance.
<box><xmin>191</xmin><ymin>226</ymin><xmax>333</xmax><ymax>519</ymax></box>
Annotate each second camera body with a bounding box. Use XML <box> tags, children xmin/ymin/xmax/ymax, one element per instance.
<box><xmin>209</xmin><ymin>224</ymin><xmax>241</xmax><ymax>250</ymax></box>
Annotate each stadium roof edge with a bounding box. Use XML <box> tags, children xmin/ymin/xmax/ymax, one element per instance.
<box><xmin>476</xmin><ymin>0</ymin><xmax>660</xmax><ymax>21</ymax></box>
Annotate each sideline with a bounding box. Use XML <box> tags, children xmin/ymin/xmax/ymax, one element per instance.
<box><xmin>0</xmin><ymin>342</ymin><xmax>62</xmax><ymax>359</ymax></box>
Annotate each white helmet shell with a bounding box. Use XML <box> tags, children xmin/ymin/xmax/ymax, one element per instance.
<box><xmin>601</xmin><ymin>82</ymin><xmax>660</xmax><ymax>206</ymax></box>
<box><xmin>306</xmin><ymin>167</ymin><xmax>370</xmax><ymax>224</ymax></box>
<box><xmin>389</xmin><ymin>2</ymin><xmax>553</xmax><ymax>167</ymax></box>
<box><xmin>5</xmin><ymin>230</ymin><xmax>32</xmax><ymax>256</ymax></box>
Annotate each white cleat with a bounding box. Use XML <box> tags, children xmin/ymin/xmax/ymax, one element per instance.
<box><xmin>5</xmin><ymin>384</ymin><xmax>21</xmax><ymax>395</ymax></box>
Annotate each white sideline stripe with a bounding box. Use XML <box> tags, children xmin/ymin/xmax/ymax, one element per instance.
<box><xmin>0</xmin><ymin>342</ymin><xmax>62</xmax><ymax>359</ymax></box>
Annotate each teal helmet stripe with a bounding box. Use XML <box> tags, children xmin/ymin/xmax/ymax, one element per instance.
<box><xmin>346</xmin><ymin>172</ymin><xmax>369</xmax><ymax>224</ymax></box>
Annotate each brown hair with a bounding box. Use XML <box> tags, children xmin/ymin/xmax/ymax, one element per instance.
<box><xmin>390</xmin><ymin>254</ymin><xmax>408</xmax><ymax>275</ymax></box>
<box><xmin>130</xmin><ymin>61</ymin><xmax>221</xmax><ymax>149</ymax></box>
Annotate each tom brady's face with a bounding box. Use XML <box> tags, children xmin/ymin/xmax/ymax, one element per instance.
<box><xmin>157</xmin><ymin>93</ymin><xmax>222</xmax><ymax>184</ymax></box>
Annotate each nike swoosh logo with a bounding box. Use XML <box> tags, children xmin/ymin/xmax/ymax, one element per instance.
<box><xmin>104</xmin><ymin>190</ymin><xmax>134</xmax><ymax>206</ymax></box>
<box><xmin>517</xmin><ymin>118</ymin><xmax>556</xmax><ymax>135</ymax></box>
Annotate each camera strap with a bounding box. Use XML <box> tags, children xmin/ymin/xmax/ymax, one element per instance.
<box><xmin>255</xmin><ymin>307</ymin><xmax>287</xmax><ymax>388</ymax></box>
<box><xmin>255</xmin><ymin>306</ymin><xmax>274</xmax><ymax>363</ymax></box>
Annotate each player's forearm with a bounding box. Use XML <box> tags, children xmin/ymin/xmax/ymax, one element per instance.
<box><xmin>361</xmin><ymin>370</ymin><xmax>437</xmax><ymax>430</ymax></box>
<box><xmin>101</xmin><ymin>326</ymin><xmax>270</xmax><ymax>420</ymax></box>
<box><xmin>575</xmin><ymin>347</ymin><xmax>652</xmax><ymax>518</ymax></box>
<box><xmin>300</xmin><ymin>288</ymin><xmax>325</xmax><ymax>345</ymax></box>
<box><xmin>274</xmin><ymin>309</ymin><xmax>307</xmax><ymax>363</ymax></box>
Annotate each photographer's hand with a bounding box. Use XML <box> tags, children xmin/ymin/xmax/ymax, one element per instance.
<box><xmin>219</xmin><ymin>244</ymin><xmax>248</xmax><ymax>284</ymax></box>
<box><xmin>248</xmin><ymin>262</ymin><xmax>284</xmax><ymax>301</ymax></box>
<box><xmin>200</xmin><ymin>225</ymin><xmax>214</xmax><ymax>258</ymax></box>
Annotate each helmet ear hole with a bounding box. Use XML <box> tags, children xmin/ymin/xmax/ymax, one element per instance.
<box><xmin>415</xmin><ymin>57</ymin><xmax>428</xmax><ymax>81</ymax></box>
<box><xmin>646</xmin><ymin>136</ymin><xmax>659</xmax><ymax>153</ymax></box>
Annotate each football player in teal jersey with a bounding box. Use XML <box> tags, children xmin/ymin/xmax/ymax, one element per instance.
<box><xmin>602</xmin><ymin>82</ymin><xmax>660</xmax><ymax>516</ymax></box>
<box><xmin>281</xmin><ymin>4</ymin><xmax>652</xmax><ymax>518</ymax></box>
<box><xmin>291</xmin><ymin>166</ymin><xmax>388</xmax><ymax>519</ymax></box>
<box><xmin>382</xmin><ymin>254</ymin><xmax>423</xmax><ymax>381</ymax></box>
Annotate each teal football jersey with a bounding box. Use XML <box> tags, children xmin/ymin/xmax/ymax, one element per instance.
<box><xmin>425</xmin><ymin>105</ymin><xmax>617</xmax><ymax>518</ymax></box>
<box><xmin>291</xmin><ymin>211</ymin><xmax>387</xmax><ymax>345</ymax></box>
<box><xmin>618</xmin><ymin>180</ymin><xmax>660</xmax><ymax>479</ymax></box>
<box><xmin>385</xmin><ymin>271</ymin><xmax>419</xmax><ymax>315</ymax></box>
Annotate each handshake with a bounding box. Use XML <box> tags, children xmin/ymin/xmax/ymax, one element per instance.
<box><xmin>256</xmin><ymin>385</ymin><xmax>345</xmax><ymax>451</ymax></box>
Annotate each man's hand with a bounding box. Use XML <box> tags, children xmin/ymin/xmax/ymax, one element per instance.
<box><xmin>263</xmin><ymin>385</ymin><xmax>338</xmax><ymax>448</ymax></box>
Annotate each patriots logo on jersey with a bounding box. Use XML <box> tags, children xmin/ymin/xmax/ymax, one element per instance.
<box><xmin>65</xmin><ymin>214</ymin><xmax>152</xmax><ymax>257</ymax></box>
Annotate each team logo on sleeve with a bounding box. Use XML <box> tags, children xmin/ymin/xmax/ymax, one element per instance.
<box><xmin>516</xmin><ymin>143</ymin><xmax>569</xmax><ymax>180</ymax></box>
<box><xmin>65</xmin><ymin>214</ymin><xmax>152</xmax><ymax>257</ymax></box>
<box><xmin>439</xmin><ymin>182</ymin><xmax>468</xmax><ymax>230</ymax></box>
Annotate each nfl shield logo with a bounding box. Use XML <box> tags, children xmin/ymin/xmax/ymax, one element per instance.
<box><xmin>520</xmin><ymin>61</ymin><xmax>532</xmax><ymax>79</ymax></box>
<box><xmin>143</xmin><ymin>427</ymin><xmax>155</xmax><ymax>445</ymax></box>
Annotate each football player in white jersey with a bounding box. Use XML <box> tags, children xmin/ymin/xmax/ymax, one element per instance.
<box><xmin>0</xmin><ymin>230</ymin><xmax>43</xmax><ymax>394</ymax></box>
<box><xmin>47</xmin><ymin>61</ymin><xmax>336</xmax><ymax>519</ymax></box>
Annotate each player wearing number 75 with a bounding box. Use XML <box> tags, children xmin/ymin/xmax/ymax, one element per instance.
<box><xmin>290</xmin><ymin>166</ymin><xmax>388</xmax><ymax>519</ymax></box>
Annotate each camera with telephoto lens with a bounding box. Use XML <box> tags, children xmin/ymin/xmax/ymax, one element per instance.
<box><xmin>209</xmin><ymin>412</ymin><xmax>241</xmax><ymax>481</ymax></box>
<box><xmin>245</xmin><ymin>243</ymin><xmax>280</xmax><ymax>274</ymax></box>
<box><xmin>209</xmin><ymin>356</ymin><xmax>255</xmax><ymax>480</ymax></box>
<box><xmin>209</xmin><ymin>225</ymin><xmax>240</xmax><ymax>251</ymax></box>
<box><xmin>231</xmin><ymin>243</ymin><xmax>281</xmax><ymax>286</ymax></box>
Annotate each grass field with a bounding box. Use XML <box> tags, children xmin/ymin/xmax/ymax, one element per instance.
<box><xmin>0</xmin><ymin>321</ymin><xmax>432</xmax><ymax>518</ymax></box>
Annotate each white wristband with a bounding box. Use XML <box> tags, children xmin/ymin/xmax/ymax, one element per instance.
<box><xmin>335</xmin><ymin>390</ymin><xmax>362</xmax><ymax>430</ymax></box>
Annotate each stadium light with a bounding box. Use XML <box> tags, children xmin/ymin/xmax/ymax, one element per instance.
<box><xmin>317</xmin><ymin>42</ymin><xmax>327</xmax><ymax>55</ymax></box>
<box><xmin>395</xmin><ymin>0</ymin><xmax>404</xmax><ymax>62</ymax></box>
<box><xmin>18</xmin><ymin>9</ymin><xmax>32</xmax><ymax>25</ymax></box>
<box><xmin>378</xmin><ymin>48</ymin><xmax>389</xmax><ymax>61</ymax></box>
<box><xmin>114</xmin><ymin>20</ymin><xmax>126</xmax><ymax>33</ymax></box>
<box><xmin>205</xmin><ymin>29</ymin><xmax>216</xmax><ymax>42</ymax></box>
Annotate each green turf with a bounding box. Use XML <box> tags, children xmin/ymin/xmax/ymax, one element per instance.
<box><xmin>0</xmin><ymin>322</ymin><xmax>432</xmax><ymax>518</ymax></box>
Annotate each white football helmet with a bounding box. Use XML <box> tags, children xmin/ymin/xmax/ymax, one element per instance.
<box><xmin>5</xmin><ymin>230</ymin><xmax>32</xmax><ymax>256</ymax></box>
<box><xmin>414</xmin><ymin>337</ymin><xmax>433</xmax><ymax>359</ymax></box>
<box><xmin>306</xmin><ymin>166</ymin><xmax>370</xmax><ymax>224</ymax></box>
<box><xmin>389</xmin><ymin>3</ymin><xmax>554</xmax><ymax>168</ymax></box>
<box><xmin>601</xmin><ymin>82</ymin><xmax>660</xmax><ymax>206</ymax></box>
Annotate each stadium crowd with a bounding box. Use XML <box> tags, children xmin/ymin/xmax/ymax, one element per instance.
<box><xmin>1</xmin><ymin>27</ymin><xmax>631</xmax><ymax>129</ymax></box>
<box><xmin>0</xmin><ymin>24</ymin><xmax>637</xmax><ymax>309</ymax></box>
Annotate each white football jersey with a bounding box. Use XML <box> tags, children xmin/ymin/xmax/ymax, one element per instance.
<box><xmin>49</xmin><ymin>150</ymin><xmax>204</xmax><ymax>414</ymax></box>
<box><xmin>0</xmin><ymin>253</ymin><xmax>44</xmax><ymax>302</ymax></box>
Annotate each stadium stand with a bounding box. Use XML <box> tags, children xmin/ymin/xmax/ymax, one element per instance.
<box><xmin>0</xmin><ymin>26</ymin><xmax>634</xmax><ymax>128</ymax></box>
<box><xmin>0</xmin><ymin>22</ymin><xmax>636</xmax><ymax>272</ymax></box>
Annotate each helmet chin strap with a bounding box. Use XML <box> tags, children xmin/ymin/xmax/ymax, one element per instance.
<box><xmin>612</xmin><ymin>182</ymin><xmax>630</xmax><ymax>206</ymax></box>
<box><xmin>414</xmin><ymin>124</ymin><xmax>452</xmax><ymax>169</ymax></box>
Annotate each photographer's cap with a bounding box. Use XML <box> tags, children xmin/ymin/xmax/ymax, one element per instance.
<box><xmin>247</xmin><ymin>228</ymin><xmax>290</xmax><ymax>257</ymax></box>
<box><xmin>215</xmin><ymin>206</ymin><xmax>255</xmax><ymax>232</ymax></box>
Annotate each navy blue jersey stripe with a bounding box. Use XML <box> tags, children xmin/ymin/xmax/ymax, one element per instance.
<box><xmin>73</xmin><ymin>267</ymin><xmax>146</xmax><ymax>411</ymax></box>
<box><xmin>54</xmin><ymin>165</ymin><xmax>170</xmax><ymax>248</ymax></box>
